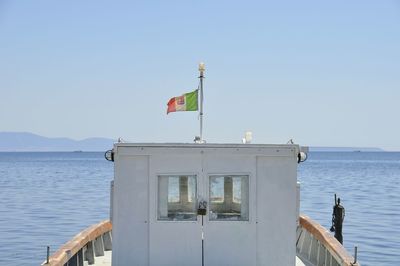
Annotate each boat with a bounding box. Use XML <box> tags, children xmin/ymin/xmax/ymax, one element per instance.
<box><xmin>41</xmin><ymin>64</ymin><xmax>360</xmax><ymax>266</ymax></box>
<box><xmin>42</xmin><ymin>143</ymin><xmax>359</xmax><ymax>266</ymax></box>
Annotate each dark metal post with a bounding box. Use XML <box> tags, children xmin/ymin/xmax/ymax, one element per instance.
<box><xmin>330</xmin><ymin>194</ymin><xmax>345</xmax><ymax>244</ymax></box>
<box><xmin>353</xmin><ymin>246</ymin><xmax>358</xmax><ymax>264</ymax></box>
<box><xmin>46</xmin><ymin>246</ymin><xmax>50</xmax><ymax>264</ymax></box>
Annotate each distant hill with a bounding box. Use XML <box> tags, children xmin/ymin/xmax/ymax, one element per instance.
<box><xmin>0</xmin><ymin>132</ymin><xmax>386</xmax><ymax>152</ymax></box>
<box><xmin>309</xmin><ymin>146</ymin><xmax>384</xmax><ymax>152</ymax></box>
<box><xmin>0</xmin><ymin>132</ymin><xmax>115</xmax><ymax>151</ymax></box>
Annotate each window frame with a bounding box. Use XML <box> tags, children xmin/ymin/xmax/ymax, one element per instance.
<box><xmin>156</xmin><ymin>173</ymin><xmax>199</xmax><ymax>222</ymax></box>
<box><xmin>207</xmin><ymin>173</ymin><xmax>251</xmax><ymax>222</ymax></box>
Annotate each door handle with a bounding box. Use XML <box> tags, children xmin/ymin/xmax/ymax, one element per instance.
<box><xmin>197</xmin><ymin>200</ymin><xmax>207</xmax><ymax>216</ymax></box>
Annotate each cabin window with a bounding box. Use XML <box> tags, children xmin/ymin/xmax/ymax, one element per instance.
<box><xmin>209</xmin><ymin>175</ymin><xmax>249</xmax><ymax>221</ymax></box>
<box><xmin>158</xmin><ymin>175</ymin><xmax>197</xmax><ymax>221</ymax></box>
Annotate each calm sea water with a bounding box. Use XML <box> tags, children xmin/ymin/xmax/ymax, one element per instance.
<box><xmin>0</xmin><ymin>152</ymin><xmax>399</xmax><ymax>266</ymax></box>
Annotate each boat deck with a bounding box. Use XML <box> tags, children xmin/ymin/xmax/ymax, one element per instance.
<box><xmin>83</xmin><ymin>250</ymin><xmax>111</xmax><ymax>266</ymax></box>
<box><xmin>81</xmin><ymin>252</ymin><xmax>308</xmax><ymax>266</ymax></box>
<box><xmin>296</xmin><ymin>256</ymin><xmax>312</xmax><ymax>266</ymax></box>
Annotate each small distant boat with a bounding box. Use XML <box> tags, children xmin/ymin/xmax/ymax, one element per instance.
<box><xmin>73</xmin><ymin>150</ymin><xmax>83</xmax><ymax>153</ymax></box>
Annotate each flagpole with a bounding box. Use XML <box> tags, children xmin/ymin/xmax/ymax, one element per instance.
<box><xmin>199</xmin><ymin>62</ymin><xmax>205</xmax><ymax>142</ymax></box>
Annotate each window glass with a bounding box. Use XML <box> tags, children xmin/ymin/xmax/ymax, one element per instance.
<box><xmin>158</xmin><ymin>175</ymin><xmax>197</xmax><ymax>221</ymax></box>
<box><xmin>210</xmin><ymin>176</ymin><xmax>224</xmax><ymax>203</ymax></box>
<box><xmin>168</xmin><ymin>177</ymin><xmax>180</xmax><ymax>203</ymax></box>
<box><xmin>209</xmin><ymin>175</ymin><xmax>249</xmax><ymax>221</ymax></box>
<box><xmin>188</xmin><ymin>176</ymin><xmax>196</xmax><ymax>203</ymax></box>
<box><xmin>232</xmin><ymin>177</ymin><xmax>242</xmax><ymax>204</ymax></box>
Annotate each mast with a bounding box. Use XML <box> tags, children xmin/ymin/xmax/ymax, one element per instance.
<box><xmin>199</xmin><ymin>62</ymin><xmax>205</xmax><ymax>142</ymax></box>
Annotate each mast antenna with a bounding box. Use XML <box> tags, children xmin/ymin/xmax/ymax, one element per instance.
<box><xmin>195</xmin><ymin>62</ymin><xmax>205</xmax><ymax>143</ymax></box>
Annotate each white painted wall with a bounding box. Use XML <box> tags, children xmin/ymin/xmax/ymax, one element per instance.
<box><xmin>112</xmin><ymin>144</ymin><xmax>299</xmax><ymax>266</ymax></box>
<box><xmin>256</xmin><ymin>156</ymin><xmax>297</xmax><ymax>266</ymax></box>
<box><xmin>112</xmin><ymin>155</ymin><xmax>149</xmax><ymax>266</ymax></box>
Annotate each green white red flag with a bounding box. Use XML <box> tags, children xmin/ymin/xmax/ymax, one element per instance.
<box><xmin>167</xmin><ymin>89</ymin><xmax>198</xmax><ymax>114</ymax></box>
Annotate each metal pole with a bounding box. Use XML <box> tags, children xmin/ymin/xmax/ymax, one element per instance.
<box><xmin>46</xmin><ymin>246</ymin><xmax>50</xmax><ymax>264</ymax></box>
<box><xmin>199</xmin><ymin>62</ymin><xmax>205</xmax><ymax>142</ymax></box>
<box><xmin>353</xmin><ymin>246</ymin><xmax>358</xmax><ymax>264</ymax></box>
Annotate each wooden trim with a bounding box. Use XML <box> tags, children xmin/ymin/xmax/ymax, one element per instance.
<box><xmin>42</xmin><ymin>220</ymin><xmax>112</xmax><ymax>266</ymax></box>
<box><xmin>299</xmin><ymin>215</ymin><xmax>358</xmax><ymax>266</ymax></box>
<box><xmin>45</xmin><ymin>216</ymin><xmax>358</xmax><ymax>265</ymax></box>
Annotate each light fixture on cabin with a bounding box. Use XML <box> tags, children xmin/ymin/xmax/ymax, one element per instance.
<box><xmin>297</xmin><ymin>152</ymin><xmax>308</xmax><ymax>163</ymax></box>
<box><xmin>242</xmin><ymin>131</ymin><xmax>252</xmax><ymax>144</ymax></box>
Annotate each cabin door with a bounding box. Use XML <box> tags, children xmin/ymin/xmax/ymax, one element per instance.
<box><xmin>149</xmin><ymin>153</ymin><xmax>256</xmax><ymax>266</ymax></box>
<box><xmin>202</xmin><ymin>154</ymin><xmax>257</xmax><ymax>266</ymax></box>
<box><xmin>149</xmin><ymin>154</ymin><xmax>203</xmax><ymax>266</ymax></box>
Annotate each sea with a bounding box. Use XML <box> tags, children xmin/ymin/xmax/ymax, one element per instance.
<box><xmin>0</xmin><ymin>151</ymin><xmax>399</xmax><ymax>266</ymax></box>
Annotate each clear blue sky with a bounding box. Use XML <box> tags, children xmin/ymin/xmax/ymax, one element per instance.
<box><xmin>0</xmin><ymin>1</ymin><xmax>399</xmax><ymax>150</ymax></box>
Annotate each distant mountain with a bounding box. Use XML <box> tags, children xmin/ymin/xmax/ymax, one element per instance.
<box><xmin>0</xmin><ymin>132</ymin><xmax>115</xmax><ymax>151</ymax></box>
<box><xmin>309</xmin><ymin>146</ymin><xmax>384</xmax><ymax>152</ymax></box>
<box><xmin>0</xmin><ymin>132</ymin><xmax>386</xmax><ymax>152</ymax></box>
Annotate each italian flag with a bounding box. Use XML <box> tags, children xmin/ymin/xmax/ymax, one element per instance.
<box><xmin>167</xmin><ymin>89</ymin><xmax>199</xmax><ymax>114</ymax></box>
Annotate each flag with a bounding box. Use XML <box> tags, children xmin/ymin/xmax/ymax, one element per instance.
<box><xmin>167</xmin><ymin>89</ymin><xmax>198</xmax><ymax>114</ymax></box>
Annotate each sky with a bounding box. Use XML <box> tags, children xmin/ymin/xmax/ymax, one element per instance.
<box><xmin>0</xmin><ymin>1</ymin><xmax>399</xmax><ymax>150</ymax></box>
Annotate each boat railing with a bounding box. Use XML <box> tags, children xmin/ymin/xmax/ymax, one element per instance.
<box><xmin>41</xmin><ymin>220</ymin><xmax>112</xmax><ymax>266</ymax></box>
<box><xmin>43</xmin><ymin>216</ymin><xmax>359</xmax><ymax>266</ymax></box>
<box><xmin>297</xmin><ymin>214</ymin><xmax>359</xmax><ymax>266</ymax></box>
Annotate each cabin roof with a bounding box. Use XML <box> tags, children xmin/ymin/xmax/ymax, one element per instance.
<box><xmin>113</xmin><ymin>143</ymin><xmax>308</xmax><ymax>157</ymax></box>
<box><xmin>114</xmin><ymin>142</ymin><xmax>301</xmax><ymax>149</ymax></box>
